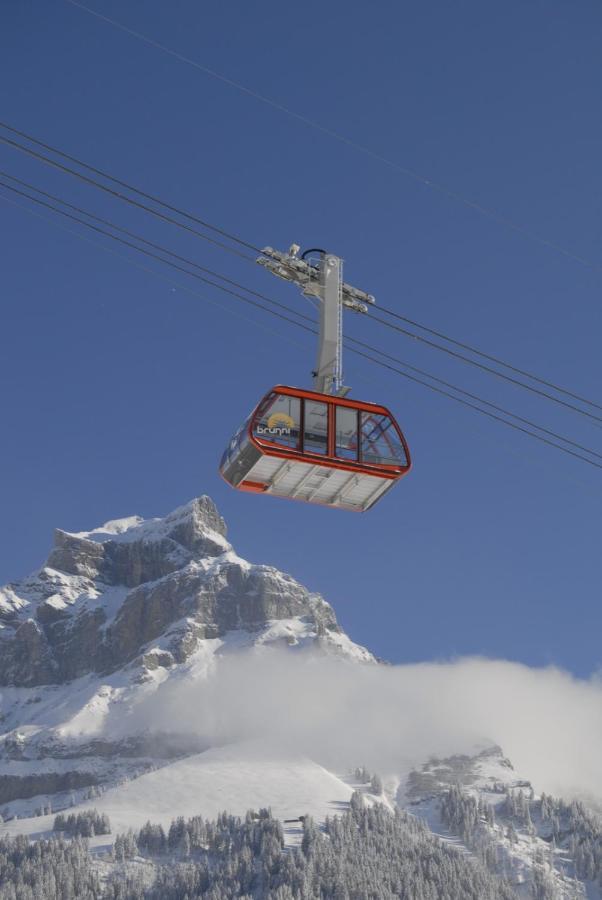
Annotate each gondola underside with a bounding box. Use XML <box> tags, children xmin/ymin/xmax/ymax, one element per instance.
<box><xmin>221</xmin><ymin>445</ymin><xmax>396</xmax><ymax>512</ymax></box>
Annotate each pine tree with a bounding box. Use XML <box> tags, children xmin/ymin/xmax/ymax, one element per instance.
<box><xmin>370</xmin><ymin>774</ymin><xmax>383</xmax><ymax>795</ymax></box>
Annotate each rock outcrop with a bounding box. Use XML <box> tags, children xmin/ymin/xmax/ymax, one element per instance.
<box><xmin>0</xmin><ymin>496</ymin><xmax>348</xmax><ymax>688</ymax></box>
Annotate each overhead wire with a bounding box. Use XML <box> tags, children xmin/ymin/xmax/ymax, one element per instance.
<box><xmin>0</xmin><ymin>191</ymin><xmax>316</xmax><ymax>360</ymax></box>
<box><xmin>344</xmin><ymin>335</ymin><xmax>602</xmax><ymax>460</ymax></box>
<box><xmin>345</xmin><ymin>343</ymin><xmax>602</xmax><ymax>471</ymax></box>
<box><xmin>0</xmin><ymin>170</ymin><xmax>308</xmax><ymax>322</ymax></box>
<box><xmin>0</xmin><ymin>179</ymin><xmax>315</xmax><ymax>335</ymax></box>
<box><xmin>0</xmin><ymin>120</ymin><xmax>261</xmax><ymax>256</ymax></box>
<box><xmin>1</xmin><ymin>177</ymin><xmax>601</xmax><ymax>470</ymax></box>
<box><xmin>0</xmin><ymin>131</ymin><xmax>257</xmax><ymax>262</ymax></box>
<box><xmin>376</xmin><ymin>303</ymin><xmax>602</xmax><ymax>412</ymax></box>
<box><xmin>366</xmin><ymin>310</ymin><xmax>602</xmax><ymax>425</ymax></box>
<box><xmin>2</xmin><ymin>120</ymin><xmax>600</xmax><ymax>421</ymax></box>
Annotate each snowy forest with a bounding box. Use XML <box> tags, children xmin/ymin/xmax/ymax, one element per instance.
<box><xmin>439</xmin><ymin>784</ymin><xmax>602</xmax><ymax>898</ymax></box>
<box><xmin>1</xmin><ymin>787</ymin><xmax>602</xmax><ymax>899</ymax></box>
<box><xmin>0</xmin><ymin>793</ymin><xmax>517</xmax><ymax>900</ymax></box>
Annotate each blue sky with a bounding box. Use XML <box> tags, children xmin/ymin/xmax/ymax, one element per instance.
<box><xmin>1</xmin><ymin>0</ymin><xmax>601</xmax><ymax>676</ymax></box>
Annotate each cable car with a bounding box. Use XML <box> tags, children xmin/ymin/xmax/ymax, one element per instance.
<box><xmin>219</xmin><ymin>245</ymin><xmax>412</xmax><ymax>511</ymax></box>
<box><xmin>219</xmin><ymin>385</ymin><xmax>411</xmax><ymax>512</ymax></box>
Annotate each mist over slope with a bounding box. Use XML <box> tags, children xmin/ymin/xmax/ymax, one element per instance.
<box><xmin>112</xmin><ymin>646</ymin><xmax>602</xmax><ymax>804</ymax></box>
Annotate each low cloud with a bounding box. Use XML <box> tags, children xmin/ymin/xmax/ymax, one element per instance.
<box><xmin>110</xmin><ymin>651</ymin><xmax>602</xmax><ymax>802</ymax></box>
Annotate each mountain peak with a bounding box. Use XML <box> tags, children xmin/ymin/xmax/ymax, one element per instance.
<box><xmin>47</xmin><ymin>496</ymin><xmax>230</xmax><ymax>587</ymax></box>
<box><xmin>0</xmin><ymin>495</ymin><xmax>371</xmax><ymax>689</ymax></box>
<box><xmin>66</xmin><ymin>495</ymin><xmax>227</xmax><ymax>546</ymax></box>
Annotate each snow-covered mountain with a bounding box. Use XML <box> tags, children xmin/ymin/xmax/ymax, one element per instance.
<box><xmin>0</xmin><ymin>497</ymin><xmax>600</xmax><ymax>899</ymax></box>
<box><xmin>0</xmin><ymin>497</ymin><xmax>372</xmax><ymax>818</ymax></box>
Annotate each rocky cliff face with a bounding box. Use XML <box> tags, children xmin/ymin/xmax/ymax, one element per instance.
<box><xmin>0</xmin><ymin>496</ymin><xmax>363</xmax><ymax>689</ymax></box>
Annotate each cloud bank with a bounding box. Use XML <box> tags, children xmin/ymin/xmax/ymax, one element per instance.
<box><xmin>112</xmin><ymin>651</ymin><xmax>602</xmax><ymax>802</ymax></box>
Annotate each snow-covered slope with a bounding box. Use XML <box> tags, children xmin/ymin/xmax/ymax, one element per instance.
<box><xmin>0</xmin><ymin>740</ymin><xmax>358</xmax><ymax>848</ymax></box>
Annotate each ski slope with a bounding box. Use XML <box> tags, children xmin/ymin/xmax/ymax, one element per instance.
<box><xmin>0</xmin><ymin>740</ymin><xmax>355</xmax><ymax>847</ymax></box>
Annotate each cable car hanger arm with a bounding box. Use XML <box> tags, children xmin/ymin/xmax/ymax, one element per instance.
<box><xmin>257</xmin><ymin>244</ymin><xmax>374</xmax><ymax>395</ymax></box>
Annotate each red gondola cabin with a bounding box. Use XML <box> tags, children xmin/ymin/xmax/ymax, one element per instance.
<box><xmin>219</xmin><ymin>385</ymin><xmax>411</xmax><ymax>512</ymax></box>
